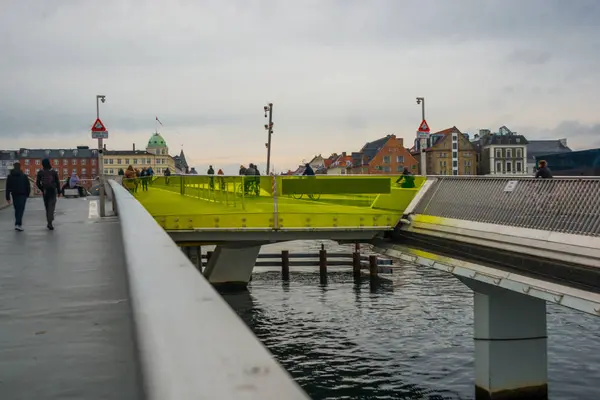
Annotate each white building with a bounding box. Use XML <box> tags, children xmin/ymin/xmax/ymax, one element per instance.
<box><xmin>474</xmin><ymin>126</ymin><xmax>529</xmax><ymax>175</ymax></box>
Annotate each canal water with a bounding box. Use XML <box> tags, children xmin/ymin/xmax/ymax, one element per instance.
<box><xmin>219</xmin><ymin>240</ymin><xmax>600</xmax><ymax>400</ymax></box>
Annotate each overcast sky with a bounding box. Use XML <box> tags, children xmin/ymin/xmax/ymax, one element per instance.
<box><xmin>1</xmin><ymin>0</ymin><xmax>599</xmax><ymax>173</ymax></box>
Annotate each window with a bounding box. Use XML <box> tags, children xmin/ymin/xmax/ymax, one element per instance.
<box><xmin>54</xmin><ymin>159</ymin><xmax>59</xmax><ymax>165</ymax></box>
<box><xmin>104</xmin><ymin>169</ymin><xmax>109</xmax><ymax>174</ymax></box>
<box><xmin>516</xmin><ymin>162</ymin><xmax>522</xmax><ymax>173</ymax></box>
<box><xmin>133</xmin><ymin>159</ymin><xmax>138</xmax><ymax>165</ymax></box>
<box><xmin>464</xmin><ymin>160</ymin><xmax>471</xmax><ymax>167</ymax></box>
<box><xmin>24</xmin><ymin>159</ymin><xmax>30</xmax><ymax>165</ymax></box>
<box><xmin>496</xmin><ymin>149</ymin><xmax>502</xmax><ymax>158</ymax></box>
<box><xmin>383</xmin><ymin>166</ymin><xmax>391</xmax><ymax>172</ymax></box>
<box><xmin>452</xmin><ymin>135</ymin><xmax>458</xmax><ymax>142</ymax></box>
<box><xmin>125</xmin><ymin>159</ymin><xmax>129</xmax><ymax>165</ymax></box>
<box><xmin>452</xmin><ymin>151</ymin><xmax>457</xmax><ymax>159</ymax></box>
<box><xmin>63</xmin><ymin>168</ymin><xmax>68</xmax><ymax>176</ymax></box>
<box><xmin>72</xmin><ymin>159</ymin><xmax>77</xmax><ymax>165</ymax></box>
<box><xmin>72</xmin><ymin>168</ymin><xmax>77</xmax><ymax>173</ymax></box>
<box><xmin>396</xmin><ymin>155</ymin><xmax>404</xmax><ymax>163</ymax></box>
<box><xmin>496</xmin><ymin>162</ymin><xmax>502</xmax><ymax>172</ymax></box>
<box><xmin>92</xmin><ymin>168</ymin><xmax>97</xmax><ymax>175</ymax></box>
<box><xmin>81</xmin><ymin>159</ymin><xmax>86</xmax><ymax>165</ymax></box>
<box><xmin>453</xmin><ymin>160</ymin><xmax>458</xmax><ymax>167</ymax></box>
<box><xmin>157</xmin><ymin>159</ymin><xmax>162</xmax><ymax>165</ymax></box>
<box><xmin>91</xmin><ymin>159</ymin><xmax>96</xmax><ymax>166</ymax></box>
<box><xmin>81</xmin><ymin>168</ymin><xmax>86</xmax><ymax>175</ymax></box>
<box><xmin>109</xmin><ymin>159</ymin><xmax>114</xmax><ymax>164</ymax></box>
<box><xmin>452</xmin><ymin>143</ymin><xmax>457</xmax><ymax>150</ymax></box>
<box><xmin>146</xmin><ymin>158</ymin><xmax>151</xmax><ymax>164</ymax></box>
<box><xmin>506</xmin><ymin>149</ymin><xmax>512</xmax><ymax>158</ymax></box>
<box><xmin>109</xmin><ymin>168</ymin><xmax>114</xmax><ymax>174</ymax></box>
<box><xmin>24</xmin><ymin>169</ymin><xmax>30</xmax><ymax>175</ymax></box>
<box><xmin>516</xmin><ymin>138</ymin><xmax>521</xmax><ymax>143</ymax></box>
<box><xmin>117</xmin><ymin>159</ymin><xmax>122</xmax><ymax>164</ymax></box>
<box><xmin>506</xmin><ymin>161</ymin><xmax>512</xmax><ymax>173</ymax></box>
<box><xmin>34</xmin><ymin>159</ymin><xmax>40</xmax><ymax>165</ymax></box>
<box><xmin>453</xmin><ymin>170</ymin><xmax>458</xmax><ymax>175</ymax></box>
<box><xmin>396</xmin><ymin>165</ymin><xmax>404</xmax><ymax>172</ymax></box>
<box><xmin>463</xmin><ymin>152</ymin><xmax>471</xmax><ymax>157</ymax></box>
<box><xmin>516</xmin><ymin>148</ymin><xmax>522</xmax><ymax>158</ymax></box>
<box><xmin>104</xmin><ymin>158</ymin><xmax>108</xmax><ymax>164</ymax></box>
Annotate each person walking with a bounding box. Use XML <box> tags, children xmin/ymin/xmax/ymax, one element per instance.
<box><xmin>5</xmin><ymin>162</ymin><xmax>31</xmax><ymax>231</ymax></box>
<box><xmin>36</xmin><ymin>158</ymin><xmax>60</xmax><ymax>230</ymax></box>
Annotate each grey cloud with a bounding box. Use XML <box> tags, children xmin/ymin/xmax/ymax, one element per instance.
<box><xmin>1</xmin><ymin>0</ymin><xmax>600</xmax><ymax>165</ymax></box>
<box><xmin>507</xmin><ymin>49</ymin><xmax>552</xmax><ymax>66</ymax></box>
<box><xmin>517</xmin><ymin>121</ymin><xmax>600</xmax><ymax>149</ymax></box>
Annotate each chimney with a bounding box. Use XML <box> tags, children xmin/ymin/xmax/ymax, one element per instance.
<box><xmin>559</xmin><ymin>138</ymin><xmax>567</xmax><ymax>147</ymax></box>
<box><xmin>133</xmin><ymin>143</ymin><xmax>136</xmax><ymax>152</ymax></box>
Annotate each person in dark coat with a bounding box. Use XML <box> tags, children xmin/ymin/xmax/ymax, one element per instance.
<box><xmin>5</xmin><ymin>162</ymin><xmax>31</xmax><ymax>231</ymax></box>
<box><xmin>36</xmin><ymin>158</ymin><xmax>60</xmax><ymax>230</ymax></box>
<box><xmin>535</xmin><ymin>160</ymin><xmax>553</xmax><ymax>178</ymax></box>
<box><xmin>302</xmin><ymin>163</ymin><xmax>315</xmax><ymax>176</ymax></box>
<box><xmin>396</xmin><ymin>167</ymin><xmax>416</xmax><ymax>188</ymax></box>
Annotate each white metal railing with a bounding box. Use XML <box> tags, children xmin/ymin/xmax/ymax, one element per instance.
<box><xmin>0</xmin><ymin>177</ymin><xmax>7</xmax><ymax>209</ymax></box>
<box><xmin>414</xmin><ymin>176</ymin><xmax>600</xmax><ymax>237</ymax></box>
<box><xmin>107</xmin><ymin>180</ymin><xmax>309</xmax><ymax>400</ymax></box>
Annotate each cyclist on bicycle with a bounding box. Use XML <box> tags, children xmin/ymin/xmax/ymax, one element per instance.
<box><xmin>244</xmin><ymin>163</ymin><xmax>257</xmax><ymax>194</ymax></box>
<box><xmin>303</xmin><ymin>163</ymin><xmax>315</xmax><ymax>176</ymax></box>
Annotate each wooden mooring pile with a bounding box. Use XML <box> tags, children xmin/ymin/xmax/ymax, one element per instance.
<box><xmin>186</xmin><ymin>244</ymin><xmax>393</xmax><ymax>285</ymax></box>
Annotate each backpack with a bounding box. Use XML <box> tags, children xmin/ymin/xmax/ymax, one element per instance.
<box><xmin>40</xmin><ymin>169</ymin><xmax>56</xmax><ymax>191</ymax></box>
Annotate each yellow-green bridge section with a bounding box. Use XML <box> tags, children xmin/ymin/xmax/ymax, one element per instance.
<box><xmin>126</xmin><ymin>175</ymin><xmax>425</xmax><ymax>232</ymax></box>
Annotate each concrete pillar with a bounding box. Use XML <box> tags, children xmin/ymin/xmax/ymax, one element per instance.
<box><xmin>460</xmin><ymin>278</ymin><xmax>548</xmax><ymax>400</ymax></box>
<box><xmin>203</xmin><ymin>244</ymin><xmax>261</xmax><ymax>291</ymax></box>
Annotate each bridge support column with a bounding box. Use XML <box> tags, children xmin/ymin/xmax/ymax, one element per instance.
<box><xmin>460</xmin><ymin>278</ymin><xmax>548</xmax><ymax>400</ymax></box>
<box><xmin>203</xmin><ymin>244</ymin><xmax>261</xmax><ymax>291</ymax></box>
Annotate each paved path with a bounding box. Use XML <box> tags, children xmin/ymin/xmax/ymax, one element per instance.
<box><xmin>0</xmin><ymin>197</ymin><xmax>142</xmax><ymax>399</ymax></box>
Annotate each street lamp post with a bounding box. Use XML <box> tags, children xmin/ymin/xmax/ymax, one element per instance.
<box><xmin>96</xmin><ymin>95</ymin><xmax>106</xmax><ymax>217</ymax></box>
<box><xmin>416</xmin><ymin>97</ymin><xmax>425</xmax><ymax>120</ymax></box>
<box><xmin>264</xmin><ymin>103</ymin><xmax>274</xmax><ymax>175</ymax></box>
<box><xmin>416</xmin><ymin>97</ymin><xmax>427</xmax><ymax>176</ymax></box>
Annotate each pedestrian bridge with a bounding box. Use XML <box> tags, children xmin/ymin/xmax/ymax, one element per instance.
<box><xmin>127</xmin><ymin>174</ymin><xmax>425</xmax><ymax>242</ymax></box>
<box><xmin>2</xmin><ymin>174</ymin><xmax>600</xmax><ymax>400</ymax></box>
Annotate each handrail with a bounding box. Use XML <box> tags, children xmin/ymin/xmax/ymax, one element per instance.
<box><xmin>0</xmin><ymin>178</ymin><xmax>7</xmax><ymax>209</ymax></box>
<box><xmin>108</xmin><ymin>180</ymin><xmax>309</xmax><ymax>400</ymax></box>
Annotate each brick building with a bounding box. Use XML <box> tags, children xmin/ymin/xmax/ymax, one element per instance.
<box><xmin>347</xmin><ymin>134</ymin><xmax>418</xmax><ymax>174</ymax></box>
<box><xmin>18</xmin><ymin>147</ymin><xmax>99</xmax><ymax>181</ymax></box>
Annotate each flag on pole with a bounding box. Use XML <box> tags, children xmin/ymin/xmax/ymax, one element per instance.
<box><xmin>156</xmin><ymin>116</ymin><xmax>163</xmax><ymax>126</ymax></box>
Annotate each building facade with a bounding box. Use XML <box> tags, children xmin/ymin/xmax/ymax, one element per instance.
<box><xmin>526</xmin><ymin>139</ymin><xmax>571</xmax><ymax>173</ymax></box>
<box><xmin>423</xmin><ymin>127</ymin><xmax>477</xmax><ymax>175</ymax></box>
<box><xmin>347</xmin><ymin>134</ymin><xmax>418</xmax><ymax>174</ymax></box>
<box><xmin>327</xmin><ymin>152</ymin><xmax>353</xmax><ymax>174</ymax></box>
<box><xmin>0</xmin><ymin>150</ymin><xmax>17</xmax><ymax>177</ymax></box>
<box><xmin>474</xmin><ymin>126</ymin><xmax>529</xmax><ymax>175</ymax></box>
<box><xmin>102</xmin><ymin>133</ymin><xmax>175</xmax><ymax>175</ymax></box>
<box><xmin>17</xmin><ymin>147</ymin><xmax>99</xmax><ymax>181</ymax></box>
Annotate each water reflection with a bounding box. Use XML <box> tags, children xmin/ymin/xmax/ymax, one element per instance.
<box><xmin>218</xmin><ymin>241</ymin><xmax>600</xmax><ymax>400</ymax></box>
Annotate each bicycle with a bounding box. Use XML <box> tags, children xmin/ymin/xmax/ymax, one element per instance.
<box><xmin>237</xmin><ymin>179</ymin><xmax>260</xmax><ymax>197</ymax></box>
<box><xmin>291</xmin><ymin>192</ymin><xmax>321</xmax><ymax>201</ymax></box>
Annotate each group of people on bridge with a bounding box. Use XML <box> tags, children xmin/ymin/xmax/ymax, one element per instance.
<box><xmin>119</xmin><ymin>165</ymin><xmax>158</xmax><ymax>193</ymax></box>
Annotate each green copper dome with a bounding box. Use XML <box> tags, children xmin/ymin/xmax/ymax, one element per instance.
<box><xmin>147</xmin><ymin>133</ymin><xmax>167</xmax><ymax>148</ymax></box>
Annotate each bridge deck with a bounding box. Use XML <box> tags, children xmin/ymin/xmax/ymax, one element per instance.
<box><xmin>131</xmin><ymin>175</ymin><xmax>423</xmax><ymax>231</ymax></box>
<box><xmin>0</xmin><ymin>197</ymin><xmax>142</xmax><ymax>400</ymax></box>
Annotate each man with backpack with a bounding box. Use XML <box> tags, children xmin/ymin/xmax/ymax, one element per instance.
<box><xmin>36</xmin><ymin>158</ymin><xmax>60</xmax><ymax>230</ymax></box>
<box><xmin>5</xmin><ymin>162</ymin><xmax>31</xmax><ymax>231</ymax></box>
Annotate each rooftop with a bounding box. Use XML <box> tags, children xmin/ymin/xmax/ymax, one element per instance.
<box><xmin>147</xmin><ymin>133</ymin><xmax>168</xmax><ymax>148</ymax></box>
<box><xmin>17</xmin><ymin>148</ymin><xmax>98</xmax><ymax>159</ymax></box>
